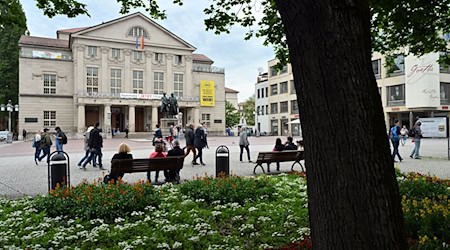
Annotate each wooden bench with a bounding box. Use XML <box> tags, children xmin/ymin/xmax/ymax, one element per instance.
<box><xmin>253</xmin><ymin>150</ymin><xmax>305</xmax><ymax>174</ymax></box>
<box><xmin>104</xmin><ymin>156</ymin><xmax>185</xmax><ymax>183</ymax></box>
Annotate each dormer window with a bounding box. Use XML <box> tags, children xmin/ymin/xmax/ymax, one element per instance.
<box><xmin>128</xmin><ymin>27</ymin><xmax>147</xmax><ymax>37</ymax></box>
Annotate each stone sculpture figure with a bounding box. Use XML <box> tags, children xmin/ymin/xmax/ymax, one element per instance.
<box><xmin>169</xmin><ymin>93</ymin><xmax>179</xmax><ymax>118</ymax></box>
<box><xmin>161</xmin><ymin>93</ymin><xmax>170</xmax><ymax>118</ymax></box>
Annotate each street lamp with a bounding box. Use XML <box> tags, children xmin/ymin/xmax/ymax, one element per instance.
<box><xmin>1</xmin><ymin>100</ymin><xmax>19</xmax><ymax>134</ymax></box>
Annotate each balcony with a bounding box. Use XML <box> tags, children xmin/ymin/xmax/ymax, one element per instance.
<box><xmin>192</xmin><ymin>64</ymin><xmax>224</xmax><ymax>74</ymax></box>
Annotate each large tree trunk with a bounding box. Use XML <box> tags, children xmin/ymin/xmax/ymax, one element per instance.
<box><xmin>275</xmin><ymin>0</ymin><xmax>407</xmax><ymax>248</ymax></box>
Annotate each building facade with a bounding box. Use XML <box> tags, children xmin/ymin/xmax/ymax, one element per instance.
<box><xmin>254</xmin><ymin>73</ymin><xmax>270</xmax><ymax>135</ymax></box>
<box><xmin>18</xmin><ymin>12</ymin><xmax>226</xmax><ymax>137</ymax></box>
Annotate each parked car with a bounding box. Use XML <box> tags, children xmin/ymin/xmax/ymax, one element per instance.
<box><xmin>0</xmin><ymin>131</ymin><xmax>9</xmax><ymax>141</ymax></box>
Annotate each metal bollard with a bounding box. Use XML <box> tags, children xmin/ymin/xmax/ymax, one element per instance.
<box><xmin>215</xmin><ymin>145</ymin><xmax>230</xmax><ymax>177</ymax></box>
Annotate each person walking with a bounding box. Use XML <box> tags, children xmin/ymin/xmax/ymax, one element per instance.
<box><xmin>193</xmin><ymin>125</ymin><xmax>206</xmax><ymax>166</ymax></box>
<box><xmin>78</xmin><ymin>126</ymin><xmax>93</xmax><ymax>168</ymax></box>
<box><xmin>148</xmin><ymin>143</ymin><xmax>166</xmax><ymax>183</ymax></box>
<box><xmin>54</xmin><ymin>126</ymin><xmax>64</xmax><ymax>153</ymax></box>
<box><xmin>166</xmin><ymin>139</ymin><xmax>184</xmax><ymax>182</ymax></box>
<box><xmin>82</xmin><ymin>122</ymin><xmax>104</xmax><ymax>169</ymax></box>
<box><xmin>37</xmin><ymin>128</ymin><xmax>52</xmax><ymax>163</ymax></box>
<box><xmin>110</xmin><ymin>143</ymin><xmax>133</xmax><ymax>182</ymax></box>
<box><xmin>400</xmin><ymin>125</ymin><xmax>408</xmax><ymax>146</ymax></box>
<box><xmin>184</xmin><ymin>123</ymin><xmax>198</xmax><ymax>165</ymax></box>
<box><xmin>22</xmin><ymin>129</ymin><xmax>27</xmax><ymax>141</ymax></box>
<box><xmin>201</xmin><ymin>123</ymin><xmax>209</xmax><ymax>149</ymax></box>
<box><xmin>239</xmin><ymin>126</ymin><xmax>252</xmax><ymax>163</ymax></box>
<box><xmin>153</xmin><ymin>124</ymin><xmax>163</xmax><ymax>146</ymax></box>
<box><xmin>124</xmin><ymin>125</ymin><xmax>129</xmax><ymax>139</ymax></box>
<box><xmin>273</xmin><ymin>138</ymin><xmax>286</xmax><ymax>171</ymax></box>
<box><xmin>410</xmin><ymin>121</ymin><xmax>423</xmax><ymax>159</ymax></box>
<box><xmin>389</xmin><ymin>119</ymin><xmax>403</xmax><ymax>162</ymax></box>
<box><xmin>33</xmin><ymin>130</ymin><xmax>42</xmax><ymax>165</ymax></box>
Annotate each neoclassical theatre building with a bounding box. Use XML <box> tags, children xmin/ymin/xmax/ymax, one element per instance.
<box><xmin>18</xmin><ymin>12</ymin><xmax>226</xmax><ymax>138</ymax></box>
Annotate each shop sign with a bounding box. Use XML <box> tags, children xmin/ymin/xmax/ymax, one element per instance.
<box><xmin>120</xmin><ymin>93</ymin><xmax>162</xmax><ymax>100</ymax></box>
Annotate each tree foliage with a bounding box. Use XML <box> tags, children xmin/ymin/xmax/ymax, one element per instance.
<box><xmin>225</xmin><ymin>101</ymin><xmax>239</xmax><ymax>127</ymax></box>
<box><xmin>241</xmin><ymin>96</ymin><xmax>255</xmax><ymax>126</ymax></box>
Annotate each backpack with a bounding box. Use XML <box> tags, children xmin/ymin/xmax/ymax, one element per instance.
<box><xmin>61</xmin><ymin>132</ymin><xmax>68</xmax><ymax>144</ymax></box>
<box><xmin>389</xmin><ymin>126</ymin><xmax>399</xmax><ymax>141</ymax></box>
<box><xmin>408</xmin><ymin>128</ymin><xmax>415</xmax><ymax>137</ymax></box>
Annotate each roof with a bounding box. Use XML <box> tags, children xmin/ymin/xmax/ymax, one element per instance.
<box><xmin>57</xmin><ymin>27</ymin><xmax>89</xmax><ymax>34</ymax></box>
<box><xmin>192</xmin><ymin>53</ymin><xmax>213</xmax><ymax>64</ymax></box>
<box><xmin>225</xmin><ymin>87</ymin><xmax>239</xmax><ymax>93</ymax></box>
<box><xmin>19</xmin><ymin>35</ymin><xmax>69</xmax><ymax>48</ymax></box>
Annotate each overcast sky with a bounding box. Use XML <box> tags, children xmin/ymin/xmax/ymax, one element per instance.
<box><xmin>21</xmin><ymin>0</ymin><xmax>274</xmax><ymax>101</ymax></box>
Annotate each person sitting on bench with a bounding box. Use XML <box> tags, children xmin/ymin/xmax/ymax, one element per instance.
<box><xmin>110</xmin><ymin>143</ymin><xmax>133</xmax><ymax>182</ymax></box>
<box><xmin>272</xmin><ymin>138</ymin><xmax>285</xmax><ymax>172</ymax></box>
<box><xmin>166</xmin><ymin>139</ymin><xmax>184</xmax><ymax>182</ymax></box>
<box><xmin>147</xmin><ymin>143</ymin><xmax>166</xmax><ymax>183</ymax></box>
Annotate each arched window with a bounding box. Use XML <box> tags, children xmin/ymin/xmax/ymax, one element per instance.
<box><xmin>128</xmin><ymin>27</ymin><xmax>147</xmax><ymax>37</ymax></box>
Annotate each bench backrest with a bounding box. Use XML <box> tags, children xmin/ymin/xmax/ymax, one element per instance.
<box><xmin>256</xmin><ymin>150</ymin><xmax>304</xmax><ymax>163</ymax></box>
<box><xmin>111</xmin><ymin>156</ymin><xmax>185</xmax><ymax>174</ymax></box>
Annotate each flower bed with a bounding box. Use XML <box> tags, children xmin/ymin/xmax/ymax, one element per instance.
<box><xmin>0</xmin><ymin>171</ymin><xmax>448</xmax><ymax>249</ymax></box>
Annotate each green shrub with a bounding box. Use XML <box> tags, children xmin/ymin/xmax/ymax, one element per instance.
<box><xmin>33</xmin><ymin>180</ymin><xmax>160</xmax><ymax>222</ymax></box>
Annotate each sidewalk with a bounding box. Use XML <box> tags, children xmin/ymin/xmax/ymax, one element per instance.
<box><xmin>0</xmin><ymin>137</ymin><xmax>449</xmax><ymax>197</ymax></box>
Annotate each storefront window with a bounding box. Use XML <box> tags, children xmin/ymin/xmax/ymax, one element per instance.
<box><xmin>387</xmin><ymin>84</ymin><xmax>405</xmax><ymax>106</ymax></box>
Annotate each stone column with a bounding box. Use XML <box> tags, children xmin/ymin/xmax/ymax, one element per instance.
<box><xmin>194</xmin><ymin>107</ymin><xmax>200</xmax><ymax>125</ymax></box>
<box><xmin>152</xmin><ymin>106</ymin><xmax>158</xmax><ymax>129</ymax></box>
<box><xmin>129</xmin><ymin>105</ymin><xmax>136</xmax><ymax>132</ymax></box>
<box><xmin>77</xmin><ymin>104</ymin><xmax>85</xmax><ymax>134</ymax></box>
<box><xmin>104</xmin><ymin>104</ymin><xmax>112</xmax><ymax>139</ymax></box>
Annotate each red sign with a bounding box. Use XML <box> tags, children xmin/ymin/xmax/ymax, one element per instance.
<box><xmin>391</xmin><ymin>107</ymin><xmax>400</xmax><ymax>111</ymax></box>
<box><xmin>442</xmin><ymin>106</ymin><xmax>448</xmax><ymax>110</ymax></box>
<box><xmin>294</xmin><ymin>114</ymin><xmax>300</xmax><ymax>118</ymax></box>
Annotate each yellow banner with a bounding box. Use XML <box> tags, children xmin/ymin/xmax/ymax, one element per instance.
<box><xmin>200</xmin><ymin>80</ymin><xmax>215</xmax><ymax>106</ymax></box>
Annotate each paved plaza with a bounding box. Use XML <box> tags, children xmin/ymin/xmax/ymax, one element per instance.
<box><xmin>0</xmin><ymin>136</ymin><xmax>449</xmax><ymax>197</ymax></box>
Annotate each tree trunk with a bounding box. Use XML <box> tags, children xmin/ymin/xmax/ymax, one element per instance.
<box><xmin>274</xmin><ymin>0</ymin><xmax>407</xmax><ymax>249</ymax></box>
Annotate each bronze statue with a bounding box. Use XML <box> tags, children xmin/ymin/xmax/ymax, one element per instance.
<box><xmin>161</xmin><ymin>93</ymin><xmax>170</xmax><ymax>118</ymax></box>
<box><xmin>169</xmin><ymin>93</ymin><xmax>179</xmax><ymax>118</ymax></box>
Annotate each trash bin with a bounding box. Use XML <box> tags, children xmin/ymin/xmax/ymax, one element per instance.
<box><xmin>6</xmin><ymin>132</ymin><xmax>13</xmax><ymax>143</ymax></box>
<box><xmin>215</xmin><ymin>145</ymin><xmax>229</xmax><ymax>177</ymax></box>
<box><xmin>48</xmin><ymin>151</ymin><xmax>70</xmax><ymax>191</ymax></box>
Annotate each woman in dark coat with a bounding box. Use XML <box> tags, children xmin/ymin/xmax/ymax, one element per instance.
<box><xmin>193</xmin><ymin>125</ymin><xmax>206</xmax><ymax>166</ymax></box>
<box><xmin>108</xmin><ymin>143</ymin><xmax>133</xmax><ymax>182</ymax></box>
<box><xmin>272</xmin><ymin>138</ymin><xmax>285</xmax><ymax>172</ymax></box>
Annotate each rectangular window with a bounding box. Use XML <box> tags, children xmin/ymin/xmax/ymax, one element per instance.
<box><xmin>174</xmin><ymin>55</ymin><xmax>182</xmax><ymax>65</ymax></box>
<box><xmin>110</xmin><ymin>69</ymin><xmax>121</xmax><ymax>96</ymax></box>
<box><xmin>257</xmin><ymin>89</ymin><xmax>260</xmax><ymax>99</ymax></box>
<box><xmin>290</xmin><ymin>80</ymin><xmax>296</xmax><ymax>94</ymax></box>
<box><xmin>270</xmin><ymin>84</ymin><xmax>278</xmax><ymax>95</ymax></box>
<box><xmin>87</xmin><ymin>46</ymin><xmax>97</xmax><ymax>57</ymax></box>
<box><xmin>133</xmin><ymin>51</ymin><xmax>143</xmax><ymax>60</ymax></box>
<box><xmin>260</xmin><ymin>106</ymin><xmax>264</xmax><ymax>115</ymax></box>
<box><xmin>270</xmin><ymin>66</ymin><xmax>277</xmax><ymax>77</ymax></box>
<box><xmin>387</xmin><ymin>84</ymin><xmax>405</xmax><ymax>106</ymax></box>
<box><xmin>261</xmin><ymin>88</ymin><xmax>264</xmax><ymax>98</ymax></box>
<box><xmin>155</xmin><ymin>53</ymin><xmax>163</xmax><ymax>62</ymax></box>
<box><xmin>441</xmin><ymin>82</ymin><xmax>450</xmax><ymax>104</ymax></box>
<box><xmin>279</xmin><ymin>81</ymin><xmax>288</xmax><ymax>94</ymax></box>
<box><xmin>43</xmin><ymin>111</ymin><xmax>56</xmax><ymax>127</ymax></box>
<box><xmin>270</xmin><ymin>103</ymin><xmax>278</xmax><ymax>114</ymax></box>
<box><xmin>112</xmin><ymin>48</ymin><xmax>121</xmax><ymax>59</ymax></box>
<box><xmin>291</xmin><ymin>100</ymin><xmax>299</xmax><ymax>114</ymax></box>
<box><xmin>271</xmin><ymin>120</ymin><xmax>278</xmax><ymax>135</ymax></box>
<box><xmin>280</xmin><ymin>101</ymin><xmax>288</xmax><ymax>113</ymax></box>
<box><xmin>201</xmin><ymin>113</ymin><xmax>211</xmax><ymax>127</ymax></box>
<box><xmin>265</xmin><ymin>105</ymin><xmax>268</xmax><ymax>115</ymax></box>
<box><xmin>43</xmin><ymin>74</ymin><xmax>56</xmax><ymax>94</ymax></box>
<box><xmin>280</xmin><ymin>65</ymin><xmax>288</xmax><ymax>74</ymax></box>
<box><xmin>132</xmin><ymin>70</ymin><xmax>144</xmax><ymax>93</ymax></box>
<box><xmin>214</xmin><ymin>119</ymin><xmax>222</xmax><ymax>123</ymax></box>
<box><xmin>86</xmin><ymin>67</ymin><xmax>99</xmax><ymax>94</ymax></box>
<box><xmin>154</xmin><ymin>72</ymin><xmax>164</xmax><ymax>94</ymax></box>
<box><xmin>174</xmin><ymin>73</ymin><xmax>183</xmax><ymax>97</ymax></box>
<box><xmin>388</xmin><ymin>54</ymin><xmax>404</xmax><ymax>75</ymax></box>
<box><xmin>265</xmin><ymin>87</ymin><xmax>268</xmax><ymax>98</ymax></box>
<box><xmin>372</xmin><ymin>59</ymin><xmax>381</xmax><ymax>78</ymax></box>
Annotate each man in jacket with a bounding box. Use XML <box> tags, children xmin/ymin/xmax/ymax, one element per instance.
<box><xmin>38</xmin><ymin>128</ymin><xmax>52</xmax><ymax>163</ymax></box>
<box><xmin>83</xmin><ymin>122</ymin><xmax>104</xmax><ymax>169</ymax></box>
<box><xmin>184</xmin><ymin>123</ymin><xmax>198</xmax><ymax>165</ymax></box>
<box><xmin>166</xmin><ymin>139</ymin><xmax>185</xmax><ymax>182</ymax></box>
<box><xmin>410</xmin><ymin>121</ymin><xmax>423</xmax><ymax>159</ymax></box>
<box><xmin>55</xmin><ymin>126</ymin><xmax>64</xmax><ymax>153</ymax></box>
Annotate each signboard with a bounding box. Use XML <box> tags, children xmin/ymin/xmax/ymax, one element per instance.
<box><xmin>405</xmin><ymin>53</ymin><xmax>440</xmax><ymax>108</ymax></box>
<box><xmin>200</xmin><ymin>80</ymin><xmax>215</xmax><ymax>106</ymax></box>
<box><xmin>120</xmin><ymin>93</ymin><xmax>162</xmax><ymax>100</ymax></box>
<box><xmin>32</xmin><ymin>51</ymin><xmax>62</xmax><ymax>60</ymax></box>
<box><xmin>419</xmin><ymin>117</ymin><xmax>447</xmax><ymax>138</ymax></box>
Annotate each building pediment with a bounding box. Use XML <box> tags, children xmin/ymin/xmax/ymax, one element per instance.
<box><xmin>70</xmin><ymin>12</ymin><xmax>196</xmax><ymax>51</ymax></box>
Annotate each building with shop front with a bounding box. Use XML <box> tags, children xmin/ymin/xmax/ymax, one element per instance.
<box><xmin>373</xmin><ymin>52</ymin><xmax>450</xmax><ymax>131</ymax></box>
<box><xmin>18</xmin><ymin>12</ymin><xmax>226</xmax><ymax>138</ymax></box>
<box><xmin>254</xmin><ymin>73</ymin><xmax>269</xmax><ymax>135</ymax></box>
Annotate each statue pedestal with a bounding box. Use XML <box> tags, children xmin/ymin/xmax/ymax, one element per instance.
<box><xmin>160</xmin><ymin>118</ymin><xmax>177</xmax><ymax>136</ymax></box>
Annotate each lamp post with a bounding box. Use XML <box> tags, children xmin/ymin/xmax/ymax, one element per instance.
<box><xmin>1</xmin><ymin>100</ymin><xmax>19</xmax><ymax>136</ymax></box>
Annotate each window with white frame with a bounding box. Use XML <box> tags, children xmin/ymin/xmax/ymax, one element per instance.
<box><xmin>128</xmin><ymin>27</ymin><xmax>147</xmax><ymax>37</ymax></box>
<box><xmin>154</xmin><ymin>72</ymin><xmax>164</xmax><ymax>94</ymax></box>
<box><xmin>111</xmin><ymin>48</ymin><xmax>121</xmax><ymax>59</ymax></box>
<box><xmin>132</xmin><ymin>70</ymin><xmax>144</xmax><ymax>94</ymax></box>
<box><xmin>43</xmin><ymin>74</ymin><xmax>56</xmax><ymax>94</ymax></box>
<box><xmin>387</xmin><ymin>84</ymin><xmax>405</xmax><ymax>106</ymax></box>
<box><xmin>280</xmin><ymin>101</ymin><xmax>288</xmax><ymax>113</ymax></box>
<box><xmin>155</xmin><ymin>53</ymin><xmax>163</xmax><ymax>62</ymax></box>
<box><xmin>174</xmin><ymin>55</ymin><xmax>182</xmax><ymax>65</ymax></box>
<box><xmin>87</xmin><ymin>46</ymin><xmax>97</xmax><ymax>57</ymax></box>
<box><xmin>270</xmin><ymin>66</ymin><xmax>277</xmax><ymax>77</ymax></box>
<box><xmin>43</xmin><ymin>111</ymin><xmax>56</xmax><ymax>127</ymax></box>
<box><xmin>110</xmin><ymin>69</ymin><xmax>121</xmax><ymax>96</ymax></box>
<box><xmin>291</xmin><ymin>100</ymin><xmax>299</xmax><ymax>114</ymax></box>
<box><xmin>86</xmin><ymin>67</ymin><xmax>99</xmax><ymax>94</ymax></box>
<box><xmin>265</xmin><ymin>104</ymin><xmax>268</xmax><ymax>115</ymax></box>
<box><xmin>279</xmin><ymin>81</ymin><xmax>288</xmax><ymax>94</ymax></box>
<box><xmin>174</xmin><ymin>73</ymin><xmax>183</xmax><ymax>97</ymax></box>
<box><xmin>201</xmin><ymin>113</ymin><xmax>211</xmax><ymax>127</ymax></box>
<box><xmin>372</xmin><ymin>59</ymin><xmax>381</xmax><ymax>78</ymax></box>
<box><xmin>133</xmin><ymin>51</ymin><xmax>143</xmax><ymax>60</ymax></box>
<box><xmin>271</xmin><ymin>103</ymin><xmax>278</xmax><ymax>114</ymax></box>
<box><xmin>280</xmin><ymin>65</ymin><xmax>288</xmax><ymax>74</ymax></box>
<box><xmin>270</xmin><ymin>84</ymin><xmax>278</xmax><ymax>95</ymax></box>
